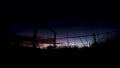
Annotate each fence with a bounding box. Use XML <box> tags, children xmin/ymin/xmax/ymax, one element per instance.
<box><xmin>12</xmin><ymin>29</ymin><xmax>120</xmax><ymax>49</ymax></box>
<box><xmin>56</xmin><ymin>31</ymin><xmax>120</xmax><ymax>48</ymax></box>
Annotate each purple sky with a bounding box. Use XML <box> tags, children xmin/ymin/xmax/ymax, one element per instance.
<box><xmin>9</xmin><ymin>18</ymin><xmax>120</xmax><ymax>47</ymax></box>
<box><xmin>10</xmin><ymin>18</ymin><xmax>119</xmax><ymax>37</ymax></box>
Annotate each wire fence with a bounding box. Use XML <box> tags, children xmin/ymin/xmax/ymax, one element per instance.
<box><xmin>12</xmin><ymin>29</ymin><xmax>120</xmax><ymax>49</ymax></box>
<box><xmin>56</xmin><ymin>31</ymin><xmax>120</xmax><ymax>48</ymax></box>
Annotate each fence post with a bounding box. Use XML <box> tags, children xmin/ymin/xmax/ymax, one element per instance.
<box><xmin>67</xmin><ymin>26</ymin><xmax>70</xmax><ymax>46</ymax></box>
<box><xmin>93</xmin><ymin>33</ymin><xmax>97</xmax><ymax>45</ymax></box>
<box><xmin>32</xmin><ymin>22</ymin><xmax>38</xmax><ymax>49</ymax></box>
<box><xmin>53</xmin><ymin>32</ymin><xmax>57</xmax><ymax>48</ymax></box>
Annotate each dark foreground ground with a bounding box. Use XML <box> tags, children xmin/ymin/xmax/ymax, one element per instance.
<box><xmin>0</xmin><ymin>42</ymin><xmax>120</xmax><ymax>66</ymax></box>
<box><xmin>0</xmin><ymin>34</ymin><xmax>120</xmax><ymax>66</ymax></box>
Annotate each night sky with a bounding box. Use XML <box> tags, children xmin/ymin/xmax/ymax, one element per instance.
<box><xmin>10</xmin><ymin>18</ymin><xmax>119</xmax><ymax>38</ymax></box>
<box><xmin>1</xmin><ymin>0</ymin><xmax>120</xmax><ymax>46</ymax></box>
<box><xmin>9</xmin><ymin>12</ymin><xmax>120</xmax><ymax>46</ymax></box>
